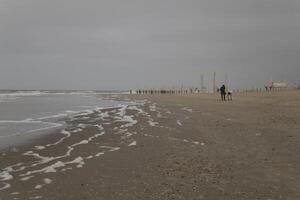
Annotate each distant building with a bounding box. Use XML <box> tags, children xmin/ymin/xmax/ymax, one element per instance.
<box><xmin>273</xmin><ymin>82</ymin><xmax>288</xmax><ymax>88</ymax></box>
<box><xmin>266</xmin><ymin>80</ymin><xmax>288</xmax><ymax>91</ymax></box>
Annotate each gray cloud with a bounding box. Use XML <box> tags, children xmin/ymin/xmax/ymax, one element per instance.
<box><xmin>0</xmin><ymin>0</ymin><xmax>299</xmax><ymax>90</ymax></box>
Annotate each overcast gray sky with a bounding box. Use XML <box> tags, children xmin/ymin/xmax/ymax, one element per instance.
<box><xmin>0</xmin><ymin>0</ymin><xmax>299</xmax><ymax>90</ymax></box>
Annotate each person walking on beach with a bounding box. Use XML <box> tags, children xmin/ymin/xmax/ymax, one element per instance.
<box><xmin>220</xmin><ymin>84</ymin><xmax>226</xmax><ymax>101</ymax></box>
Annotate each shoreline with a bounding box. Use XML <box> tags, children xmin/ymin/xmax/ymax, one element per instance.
<box><xmin>0</xmin><ymin>93</ymin><xmax>130</xmax><ymax>152</ymax></box>
<box><xmin>1</xmin><ymin>91</ymin><xmax>300</xmax><ymax>199</ymax></box>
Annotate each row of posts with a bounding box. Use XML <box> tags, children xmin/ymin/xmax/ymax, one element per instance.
<box><xmin>130</xmin><ymin>87</ymin><xmax>299</xmax><ymax>95</ymax></box>
<box><xmin>132</xmin><ymin>89</ymin><xmax>192</xmax><ymax>95</ymax></box>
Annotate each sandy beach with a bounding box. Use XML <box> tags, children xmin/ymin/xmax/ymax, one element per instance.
<box><xmin>1</xmin><ymin>91</ymin><xmax>300</xmax><ymax>200</ymax></box>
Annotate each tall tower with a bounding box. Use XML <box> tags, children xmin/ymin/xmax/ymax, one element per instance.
<box><xmin>225</xmin><ymin>74</ymin><xmax>228</xmax><ymax>90</ymax></box>
<box><xmin>213</xmin><ymin>71</ymin><xmax>216</xmax><ymax>93</ymax></box>
<box><xmin>200</xmin><ymin>74</ymin><xmax>204</xmax><ymax>91</ymax></box>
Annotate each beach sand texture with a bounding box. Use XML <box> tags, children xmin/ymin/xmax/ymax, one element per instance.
<box><xmin>1</xmin><ymin>91</ymin><xmax>300</xmax><ymax>200</ymax></box>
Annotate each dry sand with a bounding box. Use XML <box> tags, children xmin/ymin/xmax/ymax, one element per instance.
<box><xmin>1</xmin><ymin>91</ymin><xmax>300</xmax><ymax>200</ymax></box>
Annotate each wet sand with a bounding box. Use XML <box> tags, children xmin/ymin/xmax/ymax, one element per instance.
<box><xmin>1</xmin><ymin>91</ymin><xmax>300</xmax><ymax>200</ymax></box>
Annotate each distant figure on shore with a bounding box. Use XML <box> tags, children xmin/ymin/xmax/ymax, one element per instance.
<box><xmin>227</xmin><ymin>90</ymin><xmax>233</xmax><ymax>101</ymax></box>
<box><xmin>220</xmin><ymin>84</ymin><xmax>226</xmax><ymax>101</ymax></box>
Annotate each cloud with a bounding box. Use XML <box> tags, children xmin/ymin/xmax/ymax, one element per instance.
<box><xmin>0</xmin><ymin>0</ymin><xmax>299</xmax><ymax>90</ymax></box>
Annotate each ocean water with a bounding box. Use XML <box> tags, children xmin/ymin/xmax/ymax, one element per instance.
<box><xmin>0</xmin><ymin>91</ymin><xmax>123</xmax><ymax>150</ymax></box>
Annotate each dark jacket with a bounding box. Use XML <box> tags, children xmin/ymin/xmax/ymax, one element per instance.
<box><xmin>220</xmin><ymin>85</ymin><xmax>226</xmax><ymax>94</ymax></box>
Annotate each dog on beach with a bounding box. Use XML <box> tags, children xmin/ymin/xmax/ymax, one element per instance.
<box><xmin>227</xmin><ymin>90</ymin><xmax>233</xmax><ymax>101</ymax></box>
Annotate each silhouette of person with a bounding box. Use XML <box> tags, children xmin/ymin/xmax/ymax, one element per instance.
<box><xmin>220</xmin><ymin>84</ymin><xmax>226</xmax><ymax>101</ymax></box>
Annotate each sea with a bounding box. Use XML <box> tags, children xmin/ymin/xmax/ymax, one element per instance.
<box><xmin>0</xmin><ymin>90</ymin><xmax>125</xmax><ymax>150</ymax></box>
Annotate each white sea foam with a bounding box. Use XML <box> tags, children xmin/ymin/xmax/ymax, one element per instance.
<box><xmin>45</xmin><ymin>130</ymin><xmax>71</xmax><ymax>147</ymax></box>
<box><xmin>35</xmin><ymin>146</ymin><xmax>46</xmax><ymax>150</ymax></box>
<box><xmin>58</xmin><ymin>157</ymin><xmax>85</xmax><ymax>169</ymax></box>
<box><xmin>44</xmin><ymin>178</ymin><xmax>52</xmax><ymax>184</ymax></box>
<box><xmin>149</xmin><ymin>103</ymin><xmax>163</xmax><ymax>118</ymax></box>
<box><xmin>95</xmin><ymin>152</ymin><xmax>104</xmax><ymax>157</ymax></box>
<box><xmin>85</xmin><ymin>155</ymin><xmax>94</xmax><ymax>159</ymax></box>
<box><xmin>0</xmin><ymin>170</ymin><xmax>13</xmax><ymax>181</ymax></box>
<box><xmin>119</xmin><ymin>116</ymin><xmax>137</xmax><ymax>128</ymax></box>
<box><xmin>182</xmin><ymin>107</ymin><xmax>193</xmax><ymax>112</ymax></box>
<box><xmin>176</xmin><ymin>120</ymin><xmax>183</xmax><ymax>126</ymax></box>
<box><xmin>94</xmin><ymin>124</ymin><xmax>104</xmax><ymax>130</ymax></box>
<box><xmin>100</xmin><ymin>146</ymin><xmax>121</xmax><ymax>152</ymax></box>
<box><xmin>61</xmin><ymin>168</ymin><xmax>72</xmax><ymax>172</ymax></box>
<box><xmin>0</xmin><ymin>91</ymin><xmax>48</xmax><ymax>99</ymax></box>
<box><xmin>21</xmin><ymin>161</ymin><xmax>65</xmax><ymax>176</ymax></box>
<box><xmin>20</xmin><ymin>176</ymin><xmax>34</xmax><ymax>181</ymax></box>
<box><xmin>149</xmin><ymin>104</ymin><xmax>157</xmax><ymax>112</ymax></box>
<box><xmin>0</xmin><ymin>183</ymin><xmax>11</xmax><ymax>191</ymax></box>
<box><xmin>78</xmin><ymin>124</ymin><xmax>87</xmax><ymax>128</ymax></box>
<box><xmin>35</xmin><ymin>185</ymin><xmax>42</xmax><ymax>189</ymax></box>
<box><xmin>0</xmin><ymin>166</ymin><xmax>14</xmax><ymax>190</ymax></box>
<box><xmin>11</xmin><ymin>192</ymin><xmax>20</xmax><ymax>195</ymax></box>
<box><xmin>72</xmin><ymin>140</ymin><xmax>89</xmax><ymax>146</ymax></box>
<box><xmin>23</xmin><ymin>151</ymin><xmax>54</xmax><ymax>167</ymax></box>
<box><xmin>0</xmin><ymin>91</ymin><xmax>49</xmax><ymax>103</ymax></box>
<box><xmin>113</xmin><ymin>105</ymin><xmax>140</xmax><ymax>128</ymax></box>
<box><xmin>98</xmin><ymin>111</ymin><xmax>110</xmax><ymax>118</ymax></box>
<box><xmin>128</xmin><ymin>105</ymin><xmax>144</xmax><ymax>114</ymax></box>
<box><xmin>0</xmin><ymin>99</ymin><xmax>143</xmax><ymax>192</ymax></box>
<box><xmin>9</xmin><ymin>163</ymin><xmax>25</xmax><ymax>172</ymax></box>
<box><xmin>36</xmin><ymin>113</ymin><xmax>68</xmax><ymax>120</ymax></box>
<box><xmin>29</xmin><ymin>196</ymin><xmax>43</xmax><ymax>199</ymax></box>
<box><xmin>19</xmin><ymin>127</ymin><xmax>107</xmax><ymax>179</ymax></box>
<box><xmin>70</xmin><ymin>128</ymin><xmax>83</xmax><ymax>133</ymax></box>
<box><xmin>116</xmin><ymin>105</ymin><xmax>127</xmax><ymax>117</ymax></box>
<box><xmin>149</xmin><ymin>120</ymin><xmax>158</xmax><ymax>127</ymax></box>
<box><xmin>93</xmin><ymin>146</ymin><xmax>121</xmax><ymax>157</ymax></box>
<box><xmin>37</xmin><ymin>180</ymin><xmax>53</xmax><ymax>191</ymax></box>
<box><xmin>124</xmin><ymin>132</ymin><xmax>133</xmax><ymax>138</ymax></box>
<box><xmin>127</xmin><ymin>103</ymin><xmax>160</xmax><ymax>128</ymax></box>
<box><xmin>74</xmin><ymin>109</ymin><xmax>94</xmax><ymax>117</ymax></box>
<box><xmin>128</xmin><ymin>141</ymin><xmax>137</xmax><ymax>146</ymax></box>
<box><xmin>0</xmin><ymin>94</ymin><xmax>140</xmax><ymax>192</ymax></box>
<box><xmin>21</xmin><ymin>127</ymin><xmax>105</xmax><ymax>175</ymax></box>
<box><xmin>88</xmin><ymin>132</ymin><xmax>105</xmax><ymax>141</ymax></box>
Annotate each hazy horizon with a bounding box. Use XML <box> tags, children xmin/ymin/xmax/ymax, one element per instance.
<box><xmin>1</xmin><ymin>0</ymin><xmax>300</xmax><ymax>90</ymax></box>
